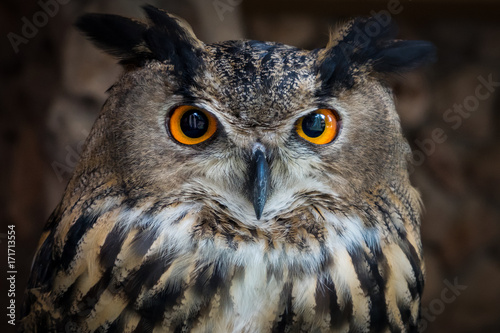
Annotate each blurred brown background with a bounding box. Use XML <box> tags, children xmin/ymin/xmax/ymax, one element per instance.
<box><xmin>1</xmin><ymin>0</ymin><xmax>500</xmax><ymax>332</ymax></box>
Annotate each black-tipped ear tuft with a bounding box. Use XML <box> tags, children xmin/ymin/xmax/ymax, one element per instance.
<box><xmin>317</xmin><ymin>17</ymin><xmax>436</xmax><ymax>92</ymax></box>
<box><xmin>372</xmin><ymin>40</ymin><xmax>436</xmax><ymax>73</ymax></box>
<box><xmin>75</xmin><ymin>6</ymin><xmax>204</xmax><ymax>72</ymax></box>
<box><xmin>75</xmin><ymin>14</ymin><xmax>152</xmax><ymax>65</ymax></box>
<box><xmin>141</xmin><ymin>5</ymin><xmax>203</xmax><ymax>74</ymax></box>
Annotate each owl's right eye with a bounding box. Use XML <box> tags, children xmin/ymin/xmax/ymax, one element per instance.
<box><xmin>168</xmin><ymin>105</ymin><xmax>217</xmax><ymax>145</ymax></box>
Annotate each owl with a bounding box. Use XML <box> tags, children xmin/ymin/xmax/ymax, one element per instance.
<box><xmin>19</xmin><ymin>5</ymin><xmax>435</xmax><ymax>333</ymax></box>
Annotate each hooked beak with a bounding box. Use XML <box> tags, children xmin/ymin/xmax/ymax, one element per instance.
<box><xmin>248</xmin><ymin>145</ymin><xmax>270</xmax><ymax>220</ymax></box>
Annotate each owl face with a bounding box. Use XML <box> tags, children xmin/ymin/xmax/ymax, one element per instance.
<box><xmin>77</xmin><ymin>6</ymin><xmax>434</xmax><ymax>225</ymax></box>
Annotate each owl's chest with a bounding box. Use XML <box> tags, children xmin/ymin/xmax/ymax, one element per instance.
<box><xmin>137</xmin><ymin>242</ymin><xmax>337</xmax><ymax>332</ymax></box>
<box><xmin>138</xmin><ymin>208</ymin><xmax>421</xmax><ymax>332</ymax></box>
<box><xmin>121</xmin><ymin>224</ymin><xmax>416</xmax><ymax>333</ymax></box>
<box><xmin>30</xmin><ymin>205</ymin><xmax>421</xmax><ymax>333</ymax></box>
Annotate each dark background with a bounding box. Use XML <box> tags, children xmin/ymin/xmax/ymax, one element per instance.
<box><xmin>1</xmin><ymin>0</ymin><xmax>500</xmax><ymax>332</ymax></box>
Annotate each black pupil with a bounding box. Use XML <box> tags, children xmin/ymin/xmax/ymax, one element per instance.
<box><xmin>180</xmin><ymin>110</ymin><xmax>209</xmax><ymax>138</ymax></box>
<box><xmin>302</xmin><ymin>113</ymin><xmax>326</xmax><ymax>138</ymax></box>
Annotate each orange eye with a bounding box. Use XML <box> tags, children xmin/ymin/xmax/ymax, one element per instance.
<box><xmin>168</xmin><ymin>105</ymin><xmax>217</xmax><ymax>145</ymax></box>
<box><xmin>295</xmin><ymin>109</ymin><xmax>340</xmax><ymax>145</ymax></box>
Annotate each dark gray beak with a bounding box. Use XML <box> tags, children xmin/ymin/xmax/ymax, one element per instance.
<box><xmin>248</xmin><ymin>146</ymin><xmax>270</xmax><ymax>220</ymax></box>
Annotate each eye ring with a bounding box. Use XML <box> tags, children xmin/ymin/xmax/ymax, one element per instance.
<box><xmin>295</xmin><ymin>109</ymin><xmax>340</xmax><ymax>145</ymax></box>
<box><xmin>168</xmin><ymin>105</ymin><xmax>217</xmax><ymax>145</ymax></box>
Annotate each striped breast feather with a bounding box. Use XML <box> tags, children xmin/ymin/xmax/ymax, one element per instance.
<box><xmin>19</xmin><ymin>190</ymin><xmax>422</xmax><ymax>332</ymax></box>
<box><xmin>19</xmin><ymin>199</ymin><xmax>199</xmax><ymax>332</ymax></box>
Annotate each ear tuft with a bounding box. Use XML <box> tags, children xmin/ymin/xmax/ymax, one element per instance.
<box><xmin>75</xmin><ymin>14</ymin><xmax>152</xmax><ymax>65</ymax></box>
<box><xmin>141</xmin><ymin>5</ymin><xmax>203</xmax><ymax>74</ymax></box>
<box><xmin>75</xmin><ymin>5</ymin><xmax>204</xmax><ymax>71</ymax></box>
<box><xmin>372</xmin><ymin>40</ymin><xmax>436</xmax><ymax>73</ymax></box>
<box><xmin>317</xmin><ymin>17</ymin><xmax>436</xmax><ymax>91</ymax></box>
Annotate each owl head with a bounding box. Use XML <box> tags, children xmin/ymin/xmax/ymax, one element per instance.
<box><xmin>74</xmin><ymin>6</ymin><xmax>435</xmax><ymax>225</ymax></box>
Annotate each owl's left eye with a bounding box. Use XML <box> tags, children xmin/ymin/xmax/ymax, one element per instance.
<box><xmin>168</xmin><ymin>105</ymin><xmax>217</xmax><ymax>145</ymax></box>
<box><xmin>295</xmin><ymin>109</ymin><xmax>340</xmax><ymax>145</ymax></box>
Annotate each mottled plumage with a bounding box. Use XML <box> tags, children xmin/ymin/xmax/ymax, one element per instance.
<box><xmin>20</xmin><ymin>5</ymin><xmax>434</xmax><ymax>333</ymax></box>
